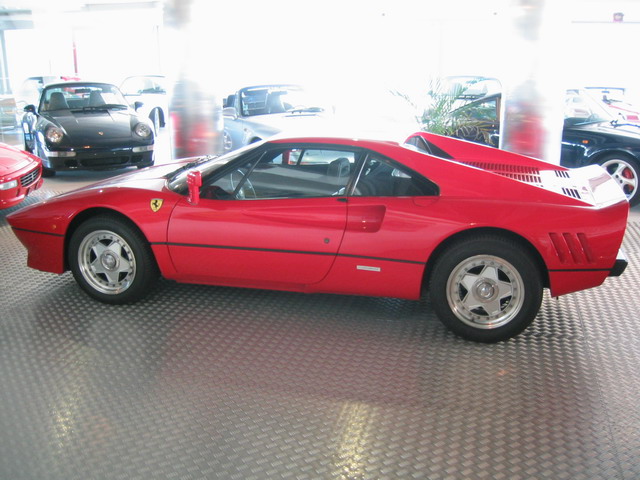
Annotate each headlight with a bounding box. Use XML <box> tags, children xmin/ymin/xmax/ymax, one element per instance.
<box><xmin>134</xmin><ymin>122</ymin><xmax>152</xmax><ymax>138</ymax></box>
<box><xmin>45</xmin><ymin>126</ymin><xmax>64</xmax><ymax>144</ymax></box>
<box><xmin>0</xmin><ymin>179</ymin><xmax>18</xmax><ymax>190</ymax></box>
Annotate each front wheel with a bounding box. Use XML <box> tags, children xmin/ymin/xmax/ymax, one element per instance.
<box><xmin>429</xmin><ymin>236</ymin><xmax>543</xmax><ymax>342</ymax></box>
<box><xmin>68</xmin><ymin>215</ymin><xmax>159</xmax><ymax>304</ymax></box>
<box><xmin>149</xmin><ymin>108</ymin><xmax>162</xmax><ymax>135</ymax></box>
<box><xmin>598</xmin><ymin>153</ymin><xmax>639</xmax><ymax>206</ymax></box>
<box><xmin>34</xmin><ymin>142</ymin><xmax>56</xmax><ymax>177</ymax></box>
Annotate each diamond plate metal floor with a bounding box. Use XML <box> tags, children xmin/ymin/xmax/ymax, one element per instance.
<box><xmin>1</xmin><ymin>190</ymin><xmax>639</xmax><ymax>480</ymax></box>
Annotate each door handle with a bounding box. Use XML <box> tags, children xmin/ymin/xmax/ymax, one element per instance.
<box><xmin>346</xmin><ymin>205</ymin><xmax>386</xmax><ymax>232</ymax></box>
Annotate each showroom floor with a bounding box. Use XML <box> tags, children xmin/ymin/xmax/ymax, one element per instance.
<box><xmin>1</xmin><ymin>130</ymin><xmax>640</xmax><ymax>479</ymax></box>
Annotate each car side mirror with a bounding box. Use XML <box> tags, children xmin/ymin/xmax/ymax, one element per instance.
<box><xmin>187</xmin><ymin>170</ymin><xmax>202</xmax><ymax>205</ymax></box>
<box><xmin>134</xmin><ymin>101</ymin><xmax>144</xmax><ymax>111</ymax></box>
<box><xmin>24</xmin><ymin>104</ymin><xmax>37</xmax><ymax>114</ymax></box>
<box><xmin>223</xmin><ymin>106</ymin><xmax>238</xmax><ymax>119</ymax></box>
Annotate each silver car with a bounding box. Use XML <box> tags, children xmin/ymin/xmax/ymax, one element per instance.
<box><xmin>222</xmin><ymin>84</ymin><xmax>328</xmax><ymax>152</ymax></box>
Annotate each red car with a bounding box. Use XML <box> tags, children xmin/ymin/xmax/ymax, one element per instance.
<box><xmin>0</xmin><ymin>142</ymin><xmax>43</xmax><ymax>209</ymax></box>
<box><xmin>7</xmin><ymin>132</ymin><xmax>629</xmax><ymax>342</ymax></box>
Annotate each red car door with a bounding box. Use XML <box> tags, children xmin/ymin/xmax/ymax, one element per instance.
<box><xmin>167</xmin><ymin>196</ymin><xmax>347</xmax><ymax>285</ymax></box>
<box><xmin>166</xmin><ymin>143</ymin><xmax>357</xmax><ymax>286</ymax></box>
<box><xmin>319</xmin><ymin>152</ymin><xmax>441</xmax><ymax>299</ymax></box>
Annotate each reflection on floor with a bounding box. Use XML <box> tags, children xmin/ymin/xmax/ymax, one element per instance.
<box><xmin>1</xmin><ymin>193</ymin><xmax>640</xmax><ymax>479</ymax></box>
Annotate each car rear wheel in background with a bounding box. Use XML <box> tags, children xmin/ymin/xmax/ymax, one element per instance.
<box><xmin>69</xmin><ymin>215</ymin><xmax>159</xmax><ymax>304</ymax></box>
<box><xmin>429</xmin><ymin>235</ymin><xmax>543</xmax><ymax>342</ymax></box>
<box><xmin>598</xmin><ymin>153</ymin><xmax>639</xmax><ymax>206</ymax></box>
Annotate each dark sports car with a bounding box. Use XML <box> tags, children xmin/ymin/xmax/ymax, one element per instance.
<box><xmin>449</xmin><ymin>90</ymin><xmax>640</xmax><ymax>206</ymax></box>
<box><xmin>7</xmin><ymin>133</ymin><xmax>628</xmax><ymax>342</ymax></box>
<box><xmin>21</xmin><ymin>82</ymin><xmax>155</xmax><ymax>176</ymax></box>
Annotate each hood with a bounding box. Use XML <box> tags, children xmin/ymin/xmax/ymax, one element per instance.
<box><xmin>42</xmin><ymin>109</ymin><xmax>140</xmax><ymax>141</ymax></box>
<box><xmin>0</xmin><ymin>143</ymin><xmax>38</xmax><ymax>172</ymax></box>
<box><xmin>572</xmin><ymin>120</ymin><xmax>640</xmax><ymax>142</ymax></box>
<box><xmin>75</xmin><ymin>160</ymin><xmax>189</xmax><ymax>191</ymax></box>
<box><xmin>244</xmin><ymin>110</ymin><xmax>329</xmax><ymax>134</ymax></box>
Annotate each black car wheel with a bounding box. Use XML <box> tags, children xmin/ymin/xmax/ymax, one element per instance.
<box><xmin>598</xmin><ymin>153</ymin><xmax>640</xmax><ymax>206</ymax></box>
<box><xmin>429</xmin><ymin>235</ymin><xmax>543</xmax><ymax>342</ymax></box>
<box><xmin>34</xmin><ymin>142</ymin><xmax>56</xmax><ymax>177</ymax></box>
<box><xmin>23</xmin><ymin>124</ymin><xmax>35</xmax><ymax>153</ymax></box>
<box><xmin>69</xmin><ymin>215</ymin><xmax>159</xmax><ymax>304</ymax></box>
<box><xmin>150</xmin><ymin>108</ymin><xmax>161</xmax><ymax>134</ymax></box>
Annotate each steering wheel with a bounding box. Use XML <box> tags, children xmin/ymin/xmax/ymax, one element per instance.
<box><xmin>229</xmin><ymin>170</ymin><xmax>256</xmax><ymax>199</ymax></box>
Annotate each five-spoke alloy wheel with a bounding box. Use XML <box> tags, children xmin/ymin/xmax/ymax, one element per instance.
<box><xmin>430</xmin><ymin>235</ymin><xmax>543</xmax><ymax>342</ymax></box>
<box><xmin>599</xmin><ymin>154</ymin><xmax>639</xmax><ymax>206</ymax></box>
<box><xmin>69</xmin><ymin>215</ymin><xmax>158</xmax><ymax>304</ymax></box>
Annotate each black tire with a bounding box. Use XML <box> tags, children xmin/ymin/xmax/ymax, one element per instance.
<box><xmin>137</xmin><ymin>159</ymin><xmax>154</xmax><ymax>170</ymax></box>
<box><xmin>597</xmin><ymin>153</ymin><xmax>640</xmax><ymax>207</ymax></box>
<box><xmin>68</xmin><ymin>215</ymin><xmax>159</xmax><ymax>304</ymax></box>
<box><xmin>149</xmin><ymin>108</ymin><xmax>161</xmax><ymax>135</ymax></box>
<box><xmin>34</xmin><ymin>142</ymin><xmax>56</xmax><ymax>177</ymax></box>
<box><xmin>429</xmin><ymin>235</ymin><xmax>543</xmax><ymax>342</ymax></box>
<box><xmin>41</xmin><ymin>167</ymin><xmax>56</xmax><ymax>178</ymax></box>
<box><xmin>23</xmin><ymin>125</ymin><xmax>35</xmax><ymax>153</ymax></box>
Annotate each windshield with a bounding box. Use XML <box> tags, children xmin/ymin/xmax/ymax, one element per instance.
<box><xmin>239</xmin><ymin>85</ymin><xmax>326</xmax><ymax>116</ymax></box>
<box><xmin>120</xmin><ymin>76</ymin><xmax>166</xmax><ymax>95</ymax></box>
<box><xmin>167</xmin><ymin>141</ymin><xmax>265</xmax><ymax>193</ymax></box>
<box><xmin>564</xmin><ymin>89</ymin><xmax>612</xmax><ymax>126</ymax></box>
<box><xmin>39</xmin><ymin>83</ymin><xmax>129</xmax><ymax>112</ymax></box>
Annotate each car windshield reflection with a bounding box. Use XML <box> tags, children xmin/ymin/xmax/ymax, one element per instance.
<box><xmin>167</xmin><ymin>140</ymin><xmax>264</xmax><ymax>193</ymax></box>
<box><xmin>39</xmin><ymin>82</ymin><xmax>130</xmax><ymax>113</ymax></box>
<box><xmin>239</xmin><ymin>85</ymin><xmax>326</xmax><ymax>116</ymax></box>
<box><xmin>564</xmin><ymin>89</ymin><xmax>612</xmax><ymax>126</ymax></box>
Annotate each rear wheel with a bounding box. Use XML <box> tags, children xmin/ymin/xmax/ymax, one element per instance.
<box><xmin>68</xmin><ymin>215</ymin><xmax>159</xmax><ymax>304</ymax></box>
<box><xmin>429</xmin><ymin>236</ymin><xmax>543</xmax><ymax>342</ymax></box>
<box><xmin>598</xmin><ymin>153</ymin><xmax>639</xmax><ymax>206</ymax></box>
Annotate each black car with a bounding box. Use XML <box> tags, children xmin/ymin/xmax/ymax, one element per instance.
<box><xmin>22</xmin><ymin>82</ymin><xmax>154</xmax><ymax>176</ymax></box>
<box><xmin>449</xmin><ymin>90</ymin><xmax>640</xmax><ymax>206</ymax></box>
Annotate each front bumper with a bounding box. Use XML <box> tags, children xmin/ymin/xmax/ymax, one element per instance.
<box><xmin>0</xmin><ymin>164</ymin><xmax>43</xmax><ymax>209</ymax></box>
<box><xmin>609</xmin><ymin>249</ymin><xmax>628</xmax><ymax>277</ymax></box>
<box><xmin>43</xmin><ymin>145</ymin><xmax>154</xmax><ymax>171</ymax></box>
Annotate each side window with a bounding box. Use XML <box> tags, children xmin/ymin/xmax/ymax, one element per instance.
<box><xmin>240</xmin><ymin>89</ymin><xmax>268</xmax><ymax>116</ymax></box>
<box><xmin>201</xmin><ymin>159</ymin><xmax>256</xmax><ymax>200</ymax></box>
<box><xmin>353</xmin><ymin>154</ymin><xmax>438</xmax><ymax>197</ymax></box>
<box><xmin>202</xmin><ymin>148</ymin><xmax>356</xmax><ymax>200</ymax></box>
<box><xmin>405</xmin><ymin>136</ymin><xmax>453</xmax><ymax>160</ymax></box>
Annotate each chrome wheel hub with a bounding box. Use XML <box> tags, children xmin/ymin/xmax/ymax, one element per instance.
<box><xmin>602</xmin><ymin>158</ymin><xmax>637</xmax><ymax>200</ymax></box>
<box><xmin>101</xmin><ymin>251</ymin><xmax>118</xmax><ymax>270</ymax></box>
<box><xmin>78</xmin><ymin>230</ymin><xmax>136</xmax><ymax>295</ymax></box>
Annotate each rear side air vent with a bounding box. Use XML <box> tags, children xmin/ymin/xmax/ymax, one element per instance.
<box><xmin>555</xmin><ymin>170</ymin><xmax>571</xmax><ymax>179</ymax></box>
<box><xmin>549</xmin><ymin>232</ymin><xmax>594</xmax><ymax>264</ymax></box>
<box><xmin>461</xmin><ymin>162</ymin><xmax>542</xmax><ymax>185</ymax></box>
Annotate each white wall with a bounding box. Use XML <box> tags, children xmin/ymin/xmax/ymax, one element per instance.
<box><xmin>4</xmin><ymin>0</ymin><xmax>640</xmax><ymax>111</ymax></box>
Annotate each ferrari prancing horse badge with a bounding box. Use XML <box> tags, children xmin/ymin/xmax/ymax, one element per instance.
<box><xmin>150</xmin><ymin>198</ymin><xmax>164</xmax><ymax>212</ymax></box>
